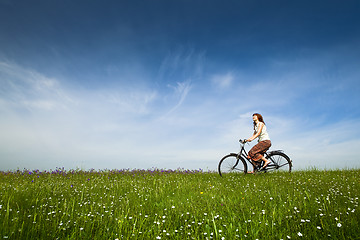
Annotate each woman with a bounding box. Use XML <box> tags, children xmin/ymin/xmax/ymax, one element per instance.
<box><xmin>246</xmin><ymin>113</ymin><xmax>271</xmax><ymax>172</ymax></box>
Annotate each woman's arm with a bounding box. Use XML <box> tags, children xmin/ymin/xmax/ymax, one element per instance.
<box><xmin>246</xmin><ymin>122</ymin><xmax>264</xmax><ymax>142</ymax></box>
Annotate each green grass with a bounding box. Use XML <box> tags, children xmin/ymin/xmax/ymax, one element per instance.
<box><xmin>0</xmin><ymin>168</ymin><xmax>359</xmax><ymax>239</ymax></box>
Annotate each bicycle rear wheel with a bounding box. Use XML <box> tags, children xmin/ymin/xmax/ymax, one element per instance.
<box><xmin>265</xmin><ymin>151</ymin><xmax>292</xmax><ymax>173</ymax></box>
<box><xmin>218</xmin><ymin>153</ymin><xmax>247</xmax><ymax>176</ymax></box>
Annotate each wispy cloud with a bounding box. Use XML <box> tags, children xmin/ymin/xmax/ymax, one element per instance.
<box><xmin>0</xmin><ymin>61</ymin><xmax>74</xmax><ymax>112</ymax></box>
<box><xmin>211</xmin><ymin>72</ymin><xmax>234</xmax><ymax>89</ymax></box>
<box><xmin>155</xmin><ymin>47</ymin><xmax>205</xmax><ymax>117</ymax></box>
<box><xmin>158</xmin><ymin>47</ymin><xmax>205</xmax><ymax>83</ymax></box>
<box><xmin>164</xmin><ymin>80</ymin><xmax>192</xmax><ymax>115</ymax></box>
<box><xmin>105</xmin><ymin>89</ymin><xmax>158</xmax><ymax>115</ymax></box>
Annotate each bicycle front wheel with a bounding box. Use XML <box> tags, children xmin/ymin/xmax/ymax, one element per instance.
<box><xmin>218</xmin><ymin>153</ymin><xmax>247</xmax><ymax>176</ymax></box>
<box><xmin>266</xmin><ymin>151</ymin><xmax>292</xmax><ymax>173</ymax></box>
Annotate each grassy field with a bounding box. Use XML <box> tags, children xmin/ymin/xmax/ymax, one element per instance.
<box><xmin>0</xmin><ymin>168</ymin><xmax>359</xmax><ymax>239</ymax></box>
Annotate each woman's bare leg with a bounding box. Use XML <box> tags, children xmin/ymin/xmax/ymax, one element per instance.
<box><xmin>261</xmin><ymin>156</ymin><xmax>271</xmax><ymax>169</ymax></box>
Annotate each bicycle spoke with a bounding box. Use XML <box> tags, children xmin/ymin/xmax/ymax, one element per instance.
<box><xmin>278</xmin><ymin>163</ymin><xmax>289</xmax><ymax>168</ymax></box>
<box><xmin>218</xmin><ymin>154</ymin><xmax>247</xmax><ymax>176</ymax></box>
<box><xmin>266</xmin><ymin>152</ymin><xmax>292</xmax><ymax>173</ymax></box>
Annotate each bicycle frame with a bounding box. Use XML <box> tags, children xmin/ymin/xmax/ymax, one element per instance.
<box><xmin>237</xmin><ymin>140</ymin><xmax>260</xmax><ymax>169</ymax></box>
<box><xmin>237</xmin><ymin>140</ymin><xmax>287</xmax><ymax>172</ymax></box>
<box><xmin>237</xmin><ymin>142</ymin><xmax>250</xmax><ymax>162</ymax></box>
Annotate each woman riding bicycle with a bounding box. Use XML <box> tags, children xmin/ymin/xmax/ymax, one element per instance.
<box><xmin>245</xmin><ymin>113</ymin><xmax>271</xmax><ymax>173</ymax></box>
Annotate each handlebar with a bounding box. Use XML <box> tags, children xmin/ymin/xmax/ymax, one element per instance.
<box><xmin>239</xmin><ymin>139</ymin><xmax>248</xmax><ymax>144</ymax></box>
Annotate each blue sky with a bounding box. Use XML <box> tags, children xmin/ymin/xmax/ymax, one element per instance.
<box><xmin>1</xmin><ymin>0</ymin><xmax>360</xmax><ymax>171</ymax></box>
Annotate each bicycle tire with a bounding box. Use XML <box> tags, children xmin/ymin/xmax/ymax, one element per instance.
<box><xmin>265</xmin><ymin>151</ymin><xmax>292</xmax><ymax>173</ymax></box>
<box><xmin>218</xmin><ymin>153</ymin><xmax>247</xmax><ymax>176</ymax></box>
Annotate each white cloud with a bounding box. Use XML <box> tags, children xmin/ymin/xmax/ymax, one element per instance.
<box><xmin>1</xmin><ymin>59</ymin><xmax>359</xmax><ymax>172</ymax></box>
<box><xmin>105</xmin><ymin>88</ymin><xmax>158</xmax><ymax>115</ymax></box>
<box><xmin>158</xmin><ymin>48</ymin><xmax>205</xmax><ymax>81</ymax></box>
<box><xmin>164</xmin><ymin>80</ymin><xmax>192</xmax><ymax>115</ymax></box>
<box><xmin>0</xmin><ymin>62</ymin><xmax>206</xmax><ymax>171</ymax></box>
<box><xmin>0</xmin><ymin>61</ymin><xmax>74</xmax><ymax>111</ymax></box>
<box><xmin>211</xmin><ymin>72</ymin><xmax>233</xmax><ymax>89</ymax></box>
<box><xmin>265</xmin><ymin>115</ymin><xmax>360</xmax><ymax>170</ymax></box>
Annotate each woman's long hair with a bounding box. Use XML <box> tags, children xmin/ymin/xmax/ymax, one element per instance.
<box><xmin>253</xmin><ymin>113</ymin><xmax>265</xmax><ymax>130</ymax></box>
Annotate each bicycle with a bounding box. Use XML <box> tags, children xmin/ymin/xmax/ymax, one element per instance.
<box><xmin>218</xmin><ymin>139</ymin><xmax>292</xmax><ymax>176</ymax></box>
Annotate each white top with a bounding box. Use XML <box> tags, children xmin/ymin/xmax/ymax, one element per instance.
<box><xmin>255</xmin><ymin>122</ymin><xmax>270</xmax><ymax>142</ymax></box>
